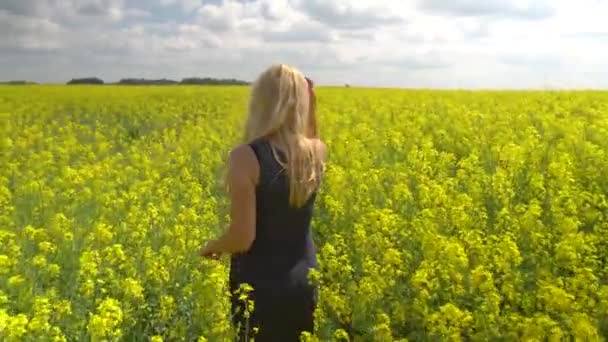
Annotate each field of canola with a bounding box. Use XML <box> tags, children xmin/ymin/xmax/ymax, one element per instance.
<box><xmin>1</xmin><ymin>85</ymin><xmax>608</xmax><ymax>341</ymax></box>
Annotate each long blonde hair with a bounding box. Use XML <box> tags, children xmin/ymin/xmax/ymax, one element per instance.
<box><xmin>244</xmin><ymin>64</ymin><xmax>323</xmax><ymax>207</ymax></box>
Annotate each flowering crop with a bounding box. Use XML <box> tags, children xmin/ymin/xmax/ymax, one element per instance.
<box><xmin>1</xmin><ymin>86</ymin><xmax>607</xmax><ymax>341</ymax></box>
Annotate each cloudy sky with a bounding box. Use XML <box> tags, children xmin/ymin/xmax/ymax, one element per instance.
<box><xmin>1</xmin><ymin>0</ymin><xmax>607</xmax><ymax>88</ymax></box>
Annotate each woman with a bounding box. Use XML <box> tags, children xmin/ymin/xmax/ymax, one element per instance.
<box><xmin>200</xmin><ymin>64</ymin><xmax>326</xmax><ymax>341</ymax></box>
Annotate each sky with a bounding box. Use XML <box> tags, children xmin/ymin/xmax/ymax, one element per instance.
<box><xmin>1</xmin><ymin>0</ymin><xmax>607</xmax><ymax>89</ymax></box>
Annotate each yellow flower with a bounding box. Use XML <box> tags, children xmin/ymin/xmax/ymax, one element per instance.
<box><xmin>6</xmin><ymin>313</ymin><xmax>29</xmax><ymax>340</ymax></box>
<box><xmin>122</xmin><ymin>277</ymin><xmax>144</xmax><ymax>301</ymax></box>
<box><xmin>38</xmin><ymin>241</ymin><xmax>55</xmax><ymax>254</ymax></box>
<box><xmin>8</xmin><ymin>275</ymin><xmax>25</xmax><ymax>288</ymax></box>
<box><xmin>87</xmin><ymin>297</ymin><xmax>123</xmax><ymax>341</ymax></box>
<box><xmin>32</xmin><ymin>254</ymin><xmax>47</xmax><ymax>268</ymax></box>
<box><xmin>0</xmin><ymin>254</ymin><xmax>12</xmax><ymax>274</ymax></box>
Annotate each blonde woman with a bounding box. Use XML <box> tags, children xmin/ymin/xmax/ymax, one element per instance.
<box><xmin>200</xmin><ymin>64</ymin><xmax>326</xmax><ymax>341</ymax></box>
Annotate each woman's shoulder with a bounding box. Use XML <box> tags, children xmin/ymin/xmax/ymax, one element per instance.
<box><xmin>229</xmin><ymin>143</ymin><xmax>259</xmax><ymax>164</ymax></box>
<box><xmin>228</xmin><ymin>144</ymin><xmax>260</xmax><ymax>175</ymax></box>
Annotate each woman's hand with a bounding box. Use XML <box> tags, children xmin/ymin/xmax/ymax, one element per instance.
<box><xmin>200</xmin><ymin>240</ymin><xmax>221</xmax><ymax>260</ymax></box>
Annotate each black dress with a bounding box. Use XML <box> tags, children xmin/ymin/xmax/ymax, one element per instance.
<box><xmin>229</xmin><ymin>138</ymin><xmax>319</xmax><ymax>341</ymax></box>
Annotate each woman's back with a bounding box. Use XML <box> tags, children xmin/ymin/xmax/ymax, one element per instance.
<box><xmin>229</xmin><ymin>137</ymin><xmax>318</xmax><ymax>294</ymax></box>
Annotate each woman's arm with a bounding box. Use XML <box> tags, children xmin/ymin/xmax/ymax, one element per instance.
<box><xmin>200</xmin><ymin>144</ymin><xmax>258</xmax><ymax>257</ymax></box>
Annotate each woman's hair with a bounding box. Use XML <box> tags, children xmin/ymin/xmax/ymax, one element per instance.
<box><xmin>244</xmin><ymin>64</ymin><xmax>323</xmax><ymax>207</ymax></box>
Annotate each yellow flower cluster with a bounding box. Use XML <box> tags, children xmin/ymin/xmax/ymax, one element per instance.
<box><xmin>1</xmin><ymin>85</ymin><xmax>608</xmax><ymax>340</ymax></box>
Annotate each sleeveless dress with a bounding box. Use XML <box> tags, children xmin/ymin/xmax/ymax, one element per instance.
<box><xmin>229</xmin><ymin>138</ymin><xmax>319</xmax><ymax>341</ymax></box>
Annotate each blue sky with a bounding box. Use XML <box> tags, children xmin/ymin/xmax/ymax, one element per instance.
<box><xmin>1</xmin><ymin>0</ymin><xmax>607</xmax><ymax>88</ymax></box>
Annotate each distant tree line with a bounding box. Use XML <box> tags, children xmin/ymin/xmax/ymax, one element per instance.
<box><xmin>180</xmin><ymin>77</ymin><xmax>249</xmax><ymax>85</ymax></box>
<box><xmin>61</xmin><ymin>77</ymin><xmax>250</xmax><ymax>85</ymax></box>
<box><xmin>67</xmin><ymin>77</ymin><xmax>104</xmax><ymax>85</ymax></box>
<box><xmin>116</xmin><ymin>78</ymin><xmax>178</xmax><ymax>85</ymax></box>
<box><xmin>0</xmin><ymin>80</ymin><xmax>38</xmax><ymax>85</ymax></box>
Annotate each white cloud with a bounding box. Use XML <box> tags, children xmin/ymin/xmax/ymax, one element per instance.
<box><xmin>75</xmin><ymin>0</ymin><xmax>125</xmax><ymax>21</ymax></box>
<box><xmin>259</xmin><ymin>0</ymin><xmax>292</xmax><ymax>21</ymax></box>
<box><xmin>159</xmin><ymin>0</ymin><xmax>202</xmax><ymax>12</ymax></box>
<box><xmin>262</xmin><ymin>19</ymin><xmax>337</xmax><ymax>43</ymax></box>
<box><xmin>292</xmin><ymin>0</ymin><xmax>407</xmax><ymax>29</ymax></box>
<box><xmin>419</xmin><ymin>0</ymin><xmax>556</xmax><ymax>20</ymax></box>
<box><xmin>1</xmin><ymin>0</ymin><xmax>607</xmax><ymax>88</ymax></box>
<box><xmin>0</xmin><ymin>10</ymin><xmax>65</xmax><ymax>50</ymax></box>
